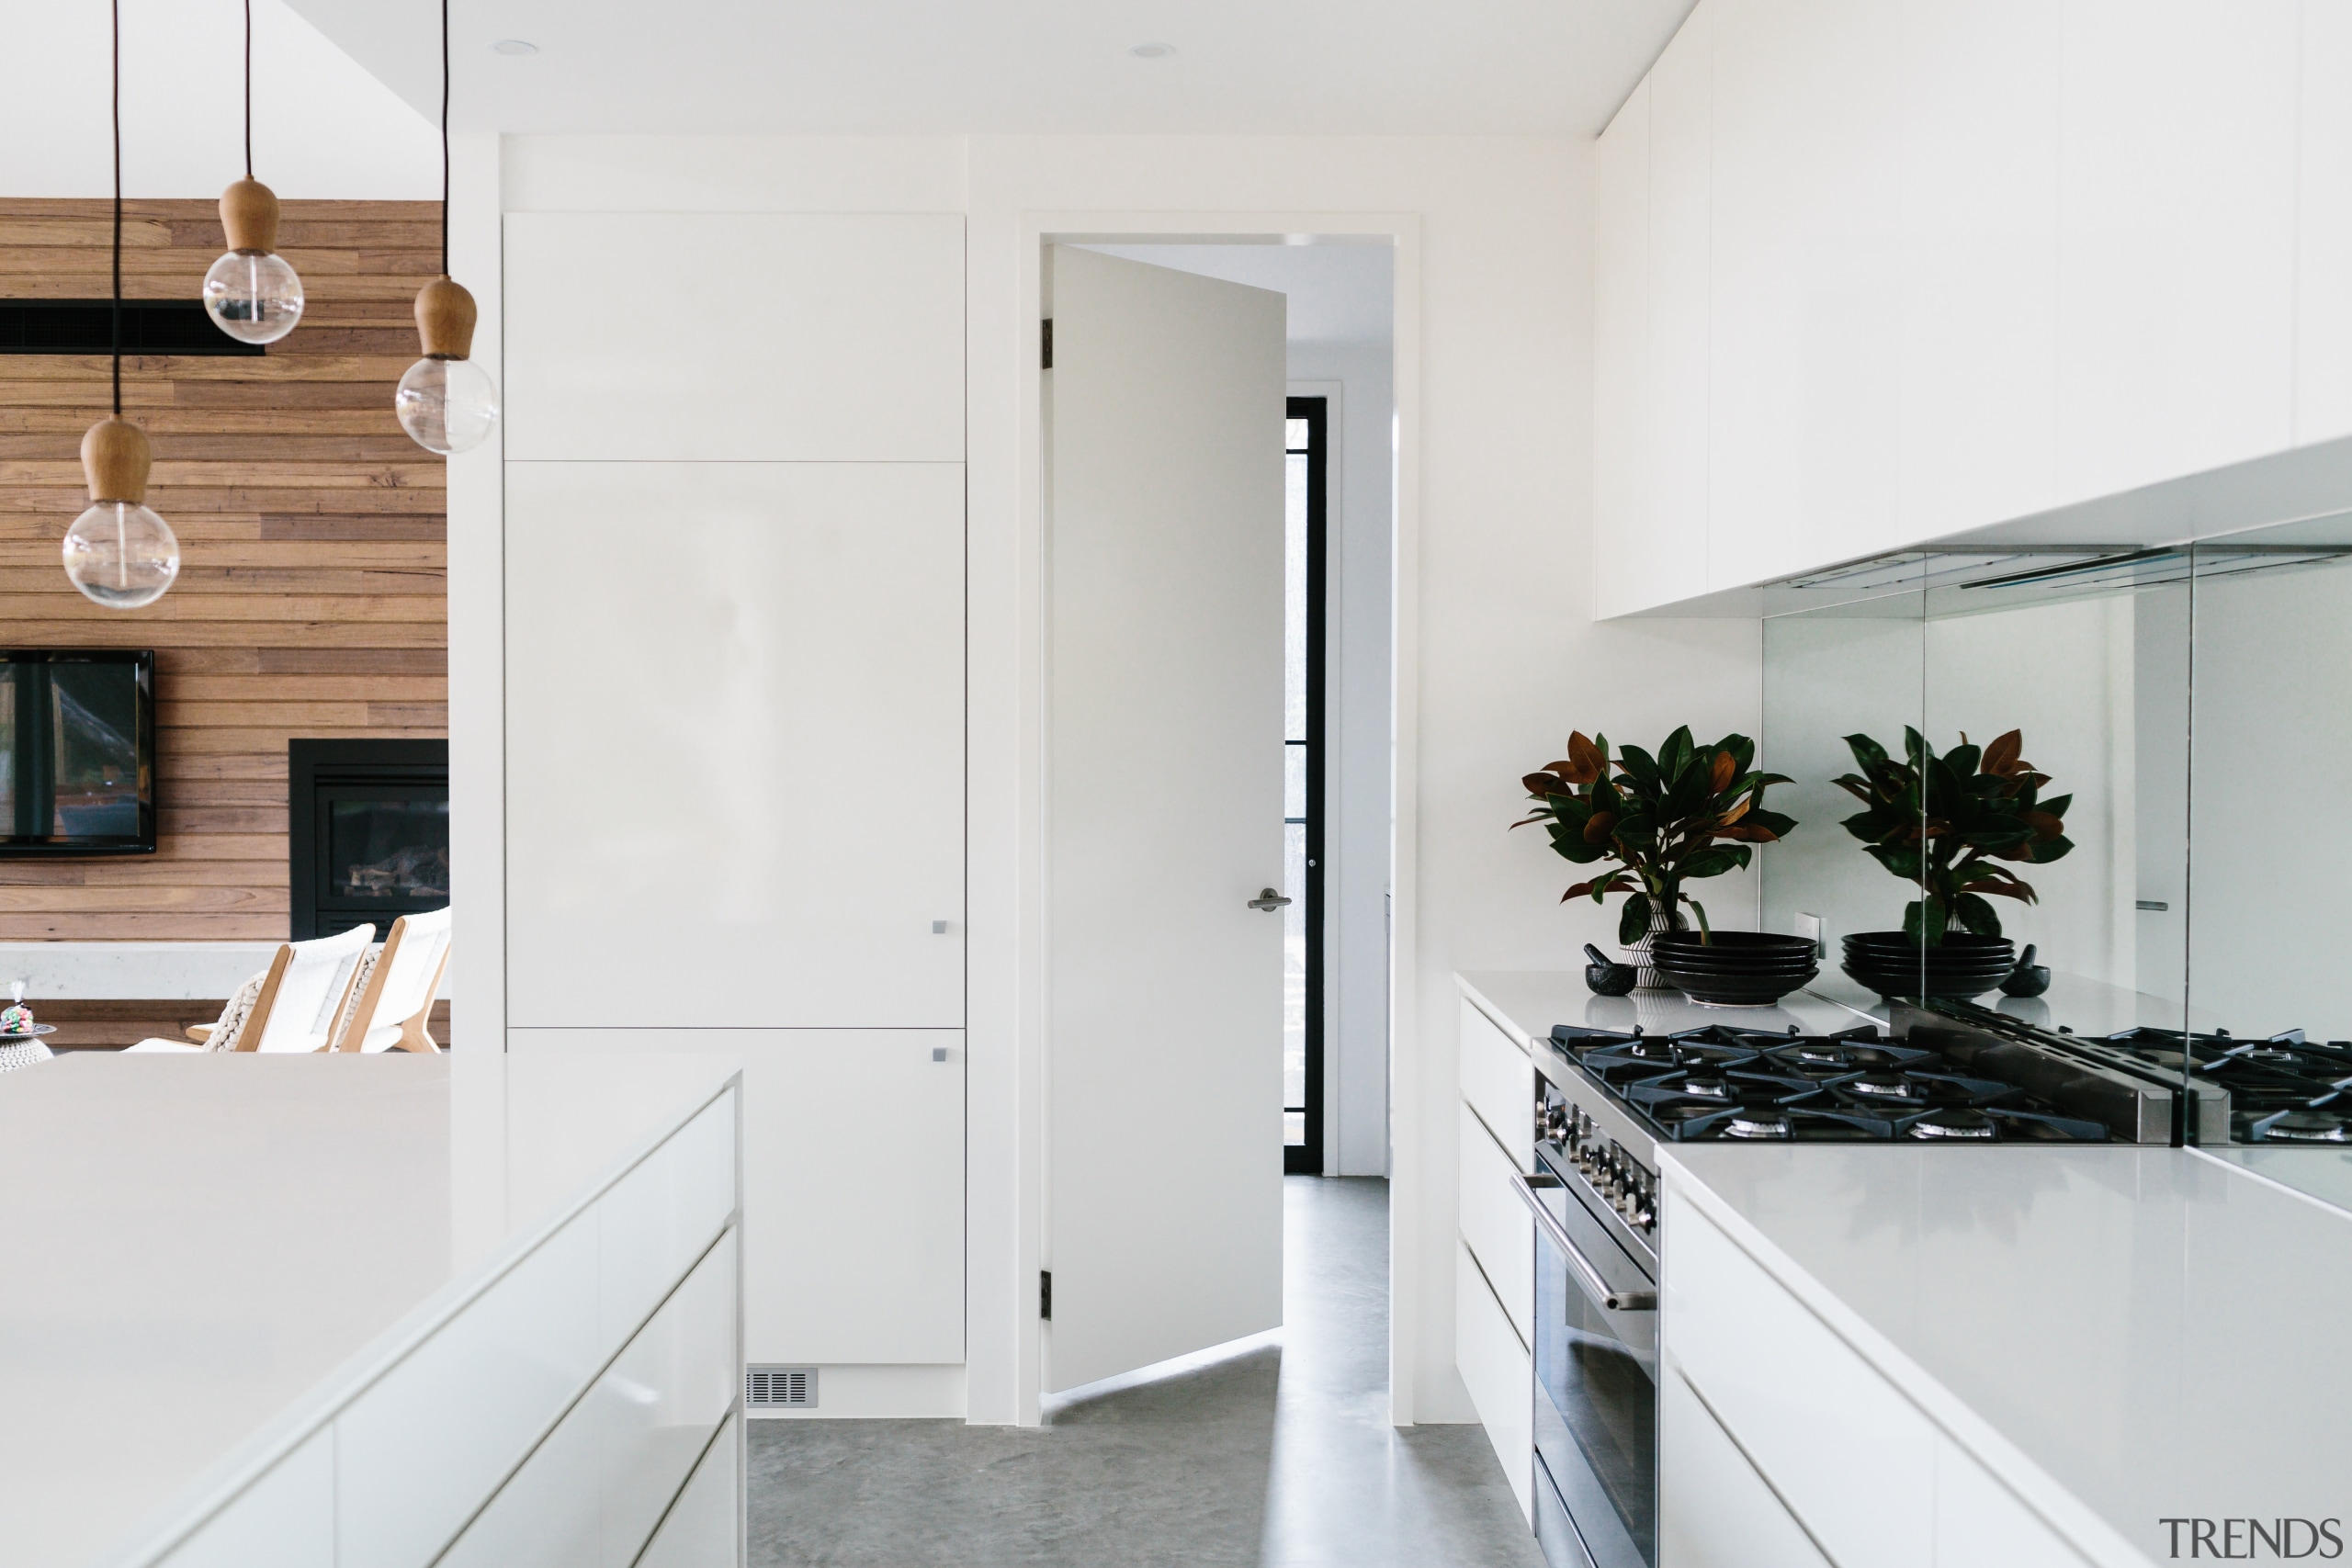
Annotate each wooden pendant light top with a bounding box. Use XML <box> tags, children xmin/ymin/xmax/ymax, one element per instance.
<box><xmin>81</xmin><ymin>418</ymin><xmax>152</xmax><ymax>505</ymax></box>
<box><xmin>220</xmin><ymin>178</ymin><xmax>281</xmax><ymax>254</ymax></box>
<box><xmin>414</xmin><ymin>276</ymin><xmax>478</xmax><ymax>360</ymax></box>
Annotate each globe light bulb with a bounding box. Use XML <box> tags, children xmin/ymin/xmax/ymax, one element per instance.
<box><xmin>207</xmin><ymin>178</ymin><xmax>301</xmax><ymax>344</ymax></box>
<box><xmin>64</xmin><ymin>501</ymin><xmax>180</xmax><ymax>610</ymax></box>
<box><xmin>202</xmin><ymin>247</ymin><xmax>302</xmax><ymax>344</ymax></box>
<box><xmin>395</xmin><ymin>355</ymin><xmax>500</xmax><ymax>455</ymax></box>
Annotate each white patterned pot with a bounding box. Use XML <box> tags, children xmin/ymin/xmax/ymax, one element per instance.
<box><xmin>1621</xmin><ymin>902</ymin><xmax>1690</xmax><ymax>992</ymax></box>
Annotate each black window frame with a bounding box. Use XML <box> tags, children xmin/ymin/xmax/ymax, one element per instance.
<box><xmin>1286</xmin><ymin>396</ymin><xmax>1329</xmax><ymax>1177</ymax></box>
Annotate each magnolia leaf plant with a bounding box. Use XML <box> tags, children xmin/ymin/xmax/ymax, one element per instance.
<box><xmin>1834</xmin><ymin>727</ymin><xmax>2073</xmax><ymax>945</ymax></box>
<box><xmin>1512</xmin><ymin>727</ymin><xmax>1797</xmax><ymax>945</ymax></box>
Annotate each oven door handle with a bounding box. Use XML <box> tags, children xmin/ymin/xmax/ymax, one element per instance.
<box><xmin>1511</xmin><ymin>1170</ymin><xmax>1659</xmax><ymax>1314</ymax></box>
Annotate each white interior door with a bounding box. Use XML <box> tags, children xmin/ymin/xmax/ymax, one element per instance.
<box><xmin>1045</xmin><ymin>245</ymin><xmax>1288</xmax><ymax>1393</ymax></box>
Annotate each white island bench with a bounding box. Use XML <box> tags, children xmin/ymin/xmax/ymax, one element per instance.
<box><xmin>0</xmin><ymin>1052</ymin><xmax>741</xmax><ymax>1568</ymax></box>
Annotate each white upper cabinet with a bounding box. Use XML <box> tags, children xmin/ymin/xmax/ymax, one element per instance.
<box><xmin>2052</xmin><ymin>0</ymin><xmax>2299</xmax><ymax>507</ymax></box>
<box><xmin>1596</xmin><ymin>0</ymin><xmax>2324</xmax><ymax>613</ymax></box>
<box><xmin>503</xmin><ymin>212</ymin><xmax>965</xmax><ymax>463</ymax></box>
<box><xmin>505</xmin><ymin>460</ymin><xmax>965</xmax><ymax>1029</ymax></box>
<box><xmin>2297</xmin><ymin>0</ymin><xmax>2352</xmax><ymax>446</ymax></box>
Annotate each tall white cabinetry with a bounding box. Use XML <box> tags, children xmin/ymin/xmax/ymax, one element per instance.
<box><xmin>1595</xmin><ymin>0</ymin><xmax>2352</xmax><ymax>616</ymax></box>
<box><xmin>501</xmin><ymin>212</ymin><xmax>967</xmax><ymax>1414</ymax></box>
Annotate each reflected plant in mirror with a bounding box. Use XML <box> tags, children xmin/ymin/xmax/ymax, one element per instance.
<box><xmin>1512</xmin><ymin>727</ymin><xmax>1797</xmax><ymax>969</ymax></box>
<box><xmin>1835</xmin><ymin>728</ymin><xmax>2073</xmax><ymax>945</ymax></box>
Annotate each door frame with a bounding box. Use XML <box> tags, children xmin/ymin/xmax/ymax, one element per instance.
<box><xmin>989</xmin><ymin>213</ymin><xmax>1422</xmax><ymax>1426</ymax></box>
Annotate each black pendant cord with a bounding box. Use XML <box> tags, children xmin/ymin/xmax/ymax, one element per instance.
<box><xmin>439</xmin><ymin>0</ymin><xmax>449</xmax><ymax>276</ymax></box>
<box><xmin>110</xmin><ymin>0</ymin><xmax>122</xmax><ymax>419</ymax></box>
<box><xmin>243</xmin><ymin>0</ymin><xmax>254</xmax><ymax>179</ymax></box>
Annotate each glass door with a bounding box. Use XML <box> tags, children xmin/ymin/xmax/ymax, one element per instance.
<box><xmin>1284</xmin><ymin>398</ymin><xmax>1328</xmax><ymax>1175</ymax></box>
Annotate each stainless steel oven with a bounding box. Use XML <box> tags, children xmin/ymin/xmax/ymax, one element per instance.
<box><xmin>1513</xmin><ymin>1147</ymin><xmax>1658</xmax><ymax>1567</ymax></box>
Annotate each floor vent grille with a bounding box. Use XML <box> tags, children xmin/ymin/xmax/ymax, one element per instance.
<box><xmin>746</xmin><ymin>1366</ymin><xmax>818</xmax><ymax>1409</ymax></box>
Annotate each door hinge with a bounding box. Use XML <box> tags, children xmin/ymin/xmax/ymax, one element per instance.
<box><xmin>1039</xmin><ymin>1269</ymin><xmax>1053</xmax><ymax>1320</ymax></box>
<box><xmin>1041</xmin><ymin>318</ymin><xmax>1053</xmax><ymax>369</ymax></box>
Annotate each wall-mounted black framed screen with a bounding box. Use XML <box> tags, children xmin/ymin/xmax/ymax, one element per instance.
<box><xmin>0</xmin><ymin>649</ymin><xmax>157</xmax><ymax>855</ymax></box>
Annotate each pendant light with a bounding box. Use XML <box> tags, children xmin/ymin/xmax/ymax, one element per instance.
<box><xmin>395</xmin><ymin>0</ymin><xmax>499</xmax><ymax>455</ymax></box>
<box><xmin>201</xmin><ymin>0</ymin><xmax>302</xmax><ymax>344</ymax></box>
<box><xmin>65</xmin><ymin>0</ymin><xmax>180</xmax><ymax>611</ymax></box>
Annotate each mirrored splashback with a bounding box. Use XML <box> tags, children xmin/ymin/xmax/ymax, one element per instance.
<box><xmin>1759</xmin><ymin>521</ymin><xmax>2352</xmax><ymax>1149</ymax></box>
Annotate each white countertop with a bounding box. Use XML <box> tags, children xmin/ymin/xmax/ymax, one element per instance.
<box><xmin>1665</xmin><ymin>1145</ymin><xmax>2352</xmax><ymax>1566</ymax></box>
<box><xmin>0</xmin><ymin>1052</ymin><xmax>735</xmax><ymax>1568</ymax></box>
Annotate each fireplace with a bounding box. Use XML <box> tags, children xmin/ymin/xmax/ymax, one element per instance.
<box><xmin>289</xmin><ymin>739</ymin><xmax>449</xmax><ymax>941</ymax></box>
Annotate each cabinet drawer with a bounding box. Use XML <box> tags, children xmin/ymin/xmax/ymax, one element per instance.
<box><xmin>1457</xmin><ymin>1103</ymin><xmax>1533</xmax><ymax>1344</ymax></box>
<box><xmin>1664</xmin><ymin>1195</ymin><xmax>1933</xmax><ymax>1568</ymax></box>
<box><xmin>599</xmin><ymin>1228</ymin><xmax>740</xmax><ymax>1568</ymax></box>
<box><xmin>601</xmin><ymin>1089</ymin><xmax>738</xmax><ymax>1347</ymax></box>
<box><xmin>638</xmin><ymin>1415</ymin><xmax>741</xmax><ymax>1568</ymax></box>
<box><xmin>1659</xmin><ymin>1367</ymin><xmax>1831</xmax><ymax>1567</ymax></box>
<box><xmin>1460</xmin><ymin>998</ymin><xmax>1534</xmax><ymax>1168</ymax></box>
<box><xmin>1935</xmin><ymin>1435</ymin><xmax>2093</xmax><ymax>1567</ymax></box>
<box><xmin>336</xmin><ymin>1213</ymin><xmax>603</xmax><ymax>1568</ymax></box>
<box><xmin>158</xmin><ymin>1427</ymin><xmax>334</xmax><ymax>1568</ymax></box>
<box><xmin>1455</xmin><ymin>1239</ymin><xmax>1532</xmax><ymax>1524</ymax></box>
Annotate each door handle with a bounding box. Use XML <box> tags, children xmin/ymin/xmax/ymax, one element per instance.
<box><xmin>1248</xmin><ymin>887</ymin><xmax>1293</xmax><ymax>911</ymax></box>
<box><xmin>1511</xmin><ymin>1170</ymin><xmax>1658</xmax><ymax>1313</ymax></box>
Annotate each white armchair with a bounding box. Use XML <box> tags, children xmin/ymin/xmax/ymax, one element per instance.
<box><xmin>332</xmin><ymin>907</ymin><xmax>451</xmax><ymax>1054</ymax></box>
<box><xmin>125</xmin><ymin>924</ymin><xmax>377</xmax><ymax>1054</ymax></box>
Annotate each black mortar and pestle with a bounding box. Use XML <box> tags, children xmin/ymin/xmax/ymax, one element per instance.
<box><xmin>2000</xmin><ymin>943</ymin><xmax>2052</xmax><ymax>998</ymax></box>
<box><xmin>1585</xmin><ymin>942</ymin><xmax>1637</xmax><ymax>997</ymax></box>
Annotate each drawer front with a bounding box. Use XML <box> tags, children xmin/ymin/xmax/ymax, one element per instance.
<box><xmin>1658</xmin><ymin>1367</ymin><xmax>1832</xmax><ymax>1568</ymax></box>
<box><xmin>337</xmin><ymin>1213</ymin><xmax>603</xmax><ymax>1568</ymax></box>
<box><xmin>435</xmin><ymin>1376</ymin><xmax>605</xmax><ymax>1568</ymax></box>
<box><xmin>1665</xmin><ymin>1195</ymin><xmax>1934</xmax><ymax>1568</ymax></box>
<box><xmin>1455</xmin><ymin>1239</ymin><xmax>1533</xmax><ymax>1524</ymax></box>
<box><xmin>638</xmin><ymin>1414</ymin><xmax>741</xmax><ymax>1568</ymax></box>
<box><xmin>601</xmin><ymin>1089</ymin><xmax>739</xmax><ymax>1348</ymax></box>
<box><xmin>1935</xmin><ymin>1435</ymin><xmax>2093</xmax><ymax>1567</ymax></box>
<box><xmin>158</xmin><ymin>1427</ymin><xmax>334</xmax><ymax>1568</ymax></box>
<box><xmin>1457</xmin><ymin>1102</ymin><xmax>1533</xmax><ymax>1344</ymax></box>
<box><xmin>1460</xmin><ymin>998</ymin><xmax>1534</xmax><ymax>1168</ymax></box>
<box><xmin>598</xmin><ymin>1228</ymin><xmax>741</xmax><ymax>1568</ymax></box>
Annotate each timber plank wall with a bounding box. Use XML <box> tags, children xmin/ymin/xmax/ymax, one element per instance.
<box><xmin>0</xmin><ymin>197</ymin><xmax>447</xmax><ymax>957</ymax></box>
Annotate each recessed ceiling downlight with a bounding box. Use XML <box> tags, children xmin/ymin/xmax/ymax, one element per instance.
<box><xmin>492</xmin><ymin>38</ymin><xmax>537</xmax><ymax>55</ymax></box>
<box><xmin>1129</xmin><ymin>42</ymin><xmax>1176</xmax><ymax>58</ymax></box>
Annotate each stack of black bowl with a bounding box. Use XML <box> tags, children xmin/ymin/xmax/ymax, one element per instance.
<box><xmin>1649</xmin><ymin>931</ymin><xmax>1821</xmax><ymax>1007</ymax></box>
<box><xmin>1839</xmin><ymin>932</ymin><xmax>2017</xmax><ymax>999</ymax></box>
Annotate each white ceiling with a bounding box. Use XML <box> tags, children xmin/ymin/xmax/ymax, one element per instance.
<box><xmin>3</xmin><ymin>0</ymin><xmax>437</xmax><ymax>199</ymax></box>
<box><xmin>1080</xmin><ymin>244</ymin><xmax>1393</xmax><ymax>345</ymax></box>
<box><xmin>285</xmin><ymin>0</ymin><xmax>1697</xmax><ymax>138</ymax></box>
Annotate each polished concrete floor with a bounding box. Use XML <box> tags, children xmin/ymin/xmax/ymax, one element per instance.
<box><xmin>748</xmin><ymin>1177</ymin><xmax>1545</xmax><ymax>1566</ymax></box>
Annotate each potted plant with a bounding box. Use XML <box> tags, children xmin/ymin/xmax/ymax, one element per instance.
<box><xmin>1833</xmin><ymin>728</ymin><xmax>2073</xmax><ymax>997</ymax></box>
<box><xmin>1513</xmin><ymin>727</ymin><xmax>1796</xmax><ymax>986</ymax></box>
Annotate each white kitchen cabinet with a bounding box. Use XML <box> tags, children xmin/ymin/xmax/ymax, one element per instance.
<box><xmin>503</xmin><ymin>212</ymin><xmax>964</xmax><ymax>464</ymax></box>
<box><xmin>504</xmin><ymin>460</ymin><xmax>964</xmax><ymax>1030</ymax></box>
<box><xmin>1935</xmin><ymin>1434</ymin><xmax>2095</xmax><ymax>1567</ymax></box>
<box><xmin>1645</xmin><ymin>6</ymin><xmax>1713</xmax><ymax>608</ymax></box>
<box><xmin>2053</xmin><ymin>0</ymin><xmax>2300</xmax><ymax>508</ymax></box>
<box><xmin>638</xmin><ymin>1416</ymin><xmax>741</xmax><ymax>1568</ymax></box>
<box><xmin>1458</xmin><ymin>997</ymin><xmax>1533</xmax><ymax>1170</ymax></box>
<box><xmin>2296</xmin><ymin>0</ymin><xmax>2352</xmax><ymax>446</ymax></box>
<box><xmin>594</xmin><ymin>1232</ymin><xmax>740</xmax><ymax>1568</ymax></box>
<box><xmin>1666</xmin><ymin>1195</ymin><xmax>1935</xmax><ymax>1568</ymax></box>
<box><xmin>509</xmin><ymin>1029</ymin><xmax>966</xmax><ymax>1369</ymax></box>
<box><xmin>1455</xmin><ymin>1240</ymin><xmax>1532</xmax><ymax>1524</ymax></box>
<box><xmin>1457</xmin><ymin>1103</ymin><xmax>1532</xmax><ymax>1345</ymax></box>
<box><xmin>1658</xmin><ymin>1367</ymin><xmax>1830</xmax><ymax>1568</ymax></box>
<box><xmin>157</xmin><ymin>1427</ymin><xmax>335</xmax><ymax>1568</ymax></box>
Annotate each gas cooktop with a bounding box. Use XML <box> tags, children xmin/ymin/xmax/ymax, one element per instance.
<box><xmin>1546</xmin><ymin>1023</ymin><xmax>2114</xmax><ymax>1145</ymax></box>
<box><xmin>2098</xmin><ymin>1027</ymin><xmax>2352</xmax><ymax>1144</ymax></box>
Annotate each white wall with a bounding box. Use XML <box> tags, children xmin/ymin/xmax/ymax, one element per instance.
<box><xmin>1594</xmin><ymin>0</ymin><xmax>2352</xmax><ymax>615</ymax></box>
<box><xmin>448</xmin><ymin>131</ymin><xmax>1762</xmax><ymax>1430</ymax></box>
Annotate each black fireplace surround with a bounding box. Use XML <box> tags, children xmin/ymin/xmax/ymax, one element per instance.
<box><xmin>289</xmin><ymin>739</ymin><xmax>449</xmax><ymax>941</ymax></box>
